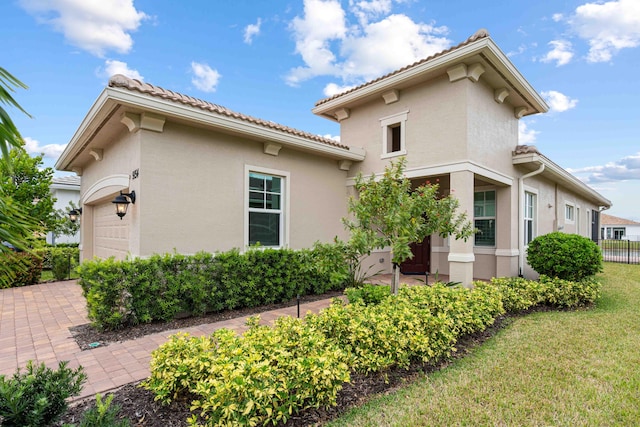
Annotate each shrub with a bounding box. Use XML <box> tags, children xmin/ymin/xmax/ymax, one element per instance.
<box><xmin>143</xmin><ymin>317</ymin><xmax>350</xmax><ymax>426</ymax></box>
<box><xmin>64</xmin><ymin>393</ymin><xmax>130</xmax><ymax>427</ymax></box>
<box><xmin>78</xmin><ymin>245</ymin><xmax>349</xmax><ymax>331</ymax></box>
<box><xmin>0</xmin><ymin>360</ymin><xmax>86</xmax><ymax>427</ymax></box>
<box><xmin>527</xmin><ymin>232</ymin><xmax>603</xmax><ymax>281</ymax></box>
<box><xmin>344</xmin><ymin>284</ymin><xmax>391</xmax><ymax>305</ymax></box>
<box><xmin>481</xmin><ymin>277</ymin><xmax>545</xmax><ymax>312</ymax></box>
<box><xmin>0</xmin><ymin>251</ymin><xmax>43</xmax><ymax>289</ymax></box>
<box><xmin>539</xmin><ymin>275</ymin><xmax>602</xmax><ymax>308</ymax></box>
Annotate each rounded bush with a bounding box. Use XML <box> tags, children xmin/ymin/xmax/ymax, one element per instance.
<box><xmin>526</xmin><ymin>232</ymin><xmax>603</xmax><ymax>281</ymax></box>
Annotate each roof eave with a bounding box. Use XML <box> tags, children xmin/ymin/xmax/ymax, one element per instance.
<box><xmin>312</xmin><ymin>37</ymin><xmax>548</xmax><ymax>119</ymax></box>
<box><xmin>513</xmin><ymin>153</ymin><xmax>611</xmax><ymax>208</ymax></box>
<box><xmin>57</xmin><ymin>87</ymin><xmax>365</xmax><ymax>172</ymax></box>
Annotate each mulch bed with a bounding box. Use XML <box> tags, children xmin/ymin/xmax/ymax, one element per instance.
<box><xmin>60</xmin><ymin>300</ymin><xmax>514</xmax><ymax>426</ymax></box>
<box><xmin>69</xmin><ymin>290</ymin><xmax>344</xmax><ymax>350</ymax></box>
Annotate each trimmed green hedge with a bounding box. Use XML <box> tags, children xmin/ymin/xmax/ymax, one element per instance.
<box><xmin>527</xmin><ymin>232</ymin><xmax>603</xmax><ymax>281</ymax></box>
<box><xmin>77</xmin><ymin>244</ymin><xmax>349</xmax><ymax>331</ymax></box>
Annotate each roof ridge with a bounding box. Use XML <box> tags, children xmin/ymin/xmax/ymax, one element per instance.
<box><xmin>107</xmin><ymin>75</ymin><xmax>348</xmax><ymax>150</ymax></box>
<box><xmin>314</xmin><ymin>28</ymin><xmax>491</xmax><ymax>107</ymax></box>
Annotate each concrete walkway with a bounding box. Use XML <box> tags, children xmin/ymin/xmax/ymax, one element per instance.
<box><xmin>0</xmin><ymin>274</ymin><xmax>433</xmax><ymax>399</ymax></box>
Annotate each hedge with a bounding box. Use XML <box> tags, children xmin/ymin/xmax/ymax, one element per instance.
<box><xmin>77</xmin><ymin>244</ymin><xmax>349</xmax><ymax>331</ymax></box>
<box><xmin>0</xmin><ymin>252</ymin><xmax>43</xmax><ymax>289</ymax></box>
<box><xmin>144</xmin><ymin>275</ymin><xmax>601</xmax><ymax>426</ymax></box>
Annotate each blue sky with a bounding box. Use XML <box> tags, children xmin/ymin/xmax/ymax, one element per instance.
<box><xmin>3</xmin><ymin>0</ymin><xmax>639</xmax><ymax>220</ymax></box>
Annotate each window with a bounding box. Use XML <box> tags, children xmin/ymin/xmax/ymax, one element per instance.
<box><xmin>565</xmin><ymin>203</ymin><xmax>575</xmax><ymax>222</ymax></box>
<box><xmin>524</xmin><ymin>191</ymin><xmax>536</xmax><ymax>245</ymax></box>
<box><xmin>380</xmin><ymin>111</ymin><xmax>408</xmax><ymax>158</ymax></box>
<box><xmin>248</xmin><ymin>171</ymin><xmax>284</xmax><ymax>247</ymax></box>
<box><xmin>613</xmin><ymin>227</ymin><xmax>625</xmax><ymax>240</ymax></box>
<box><xmin>474</xmin><ymin>190</ymin><xmax>496</xmax><ymax>246</ymax></box>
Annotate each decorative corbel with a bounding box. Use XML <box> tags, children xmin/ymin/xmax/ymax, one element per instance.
<box><xmin>140</xmin><ymin>112</ymin><xmax>166</xmax><ymax>132</ymax></box>
<box><xmin>514</xmin><ymin>106</ymin><xmax>529</xmax><ymax>119</ymax></box>
<box><xmin>120</xmin><ymin>112</ymin><xmax>141</xmax><ymax>132</ymax></box>
<box><xmin>334</xmin><ymin>108</ymin><xmax>350</xmax><ymax>121</ymax></box>
<box><xmin>494</xmin><ymin>87</ymin><xmax>510</xmax><ymax>104</ymax></box>
<box><xmin>446</xmin><ymin>64</ymin><xmax>468</xmax><ymax>82</ymax></box>
<box><xmin>89</xmin><ymin>149</ymin><xmax>103</xmax><ymax>161</ymax></box>
<box><xmin>466</xmin><ymin>63</ymin><xmax>485</xmax><ymax>82</ymax></box>
<box><xmin>264</xmin><ymin>142</ymin><xmax>282</xmax><ymax>156</ymax></box>
<box><xmin>338</xmin><ymin>160</ymin><xmax>352</xmax><ymax>171</ymax></box>
<box><xmin>382</xmin><ymin>90</ymin><xmax>400</xmax><ymax>104</ymax></box>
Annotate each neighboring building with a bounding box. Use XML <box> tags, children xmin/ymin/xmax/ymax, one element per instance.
<box><xmin>601</xmin><ymin>213</ymin><xmax>640</xmax><ymax>241</ymax></box>
<box><xmin>55</xmin><ymin>30</ymin><xmax>611</xmax><ymax>284</ymax></box>
<box><xmin>47</xmin><ymin>175</ymin><xmax>81</xmax><ymax>245</ymax></box>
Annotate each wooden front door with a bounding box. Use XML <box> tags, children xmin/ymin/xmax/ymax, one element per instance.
<box><xmin>400</xmin><ymin>236</ymin><xmax>431</xmax><ymax>274</ymax></box>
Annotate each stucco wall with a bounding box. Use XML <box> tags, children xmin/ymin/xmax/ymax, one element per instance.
<box><xmin>136</xmin><ymin>121</ymin><xmax>350</xmax><ymax>256</ymax></box>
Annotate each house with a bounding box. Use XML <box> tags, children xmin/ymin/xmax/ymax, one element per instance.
<box><xmin>46</xmin><ymin>175</ymin><xmax>81</xmax><ymax>245</ymax></box>
<box><xmin>600</xmin><ymin>213</ymin><xmax>640</xmax><ymax>241</ymax></box>
<box><xmin>55</xmin><ymin>29</ymin><xmax>611</xmax><ymax>284</ymax></box>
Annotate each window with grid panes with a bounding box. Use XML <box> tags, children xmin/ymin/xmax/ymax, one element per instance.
<box><xmin>248</xmin><ymin>172</ymin><xmax>283</xmax><ymax>247</ymax></box>
<box><xmin>474</xmin><ymin>190</ymin><xmax>496</xmax><ymax>246</ymax></box>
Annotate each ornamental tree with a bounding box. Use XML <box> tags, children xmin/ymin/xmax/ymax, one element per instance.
<box><xmin>343</xmin><ymin>157</ymin><xmax>474</xmax><ymax>293</ymax></box>
<box><xmin>0</xmin><ymin>145</ymin><xmax>56</xmax><ymax>233</ymax></box>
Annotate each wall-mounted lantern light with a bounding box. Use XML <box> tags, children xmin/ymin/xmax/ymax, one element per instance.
<box><xmin>68</xmin><ymin>207</ymin><xmax>83</xmax><ymax>223</ymax></box>
<box><xmin>112</xmin><ymin>191</ymin><xmax>136</xmax><ymax>220</ymax></box>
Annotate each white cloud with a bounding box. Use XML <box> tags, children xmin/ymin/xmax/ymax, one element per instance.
<box><xmin>518</xmin><ymin>121</ymin><xmax>539</xmax><ymax>144</ymax></box>
<box><xmin>541</xmin><ymin>40</ymin><xmax>574</xmax><ymax>66</ymax></box>
<box><xmin>19</xmin><ymin>0</ymin><xmax>147</xmax><ymax>57</ymax></box>
<box><xmin>568</xmin><ymin>152</ymin><xmax>640</xmax><ymax>183</ymax></box>
<box><xmin>323</xmin><ymin>82</ymin><xmax>356</xmax><ymax>97</ymax></box>
<box><xmin>244</xmin><ymin>18</ymin><xmax>262</xmax><ymax>44</ymax></box>
<box><xmin>541</xmin><ymin>90</ymin><xmax>578</xmax><ymax>112</ymax></box>
<box><xmin>23</xmin><ymin>136</ymin><xmax>66</xmax><ymax>160</ymax></box>
<box><xmin>190</xmin><ymin>62</ymin><xmax>221</xmax><ymax>93</ymax></box>
<box><xmin>287</xmin><ymin>0</ymin><xmax>450</xmax><ymax>87</ymax></box>
<box><xmin>569</xmin><ymin>0</ymin><xmax>640</xmax><ymax>62</ymax></box>
<box><xmin>552</xmin><ymin>13</ymin><xmax>564</xmax><ymax>22</ymax></box>
<box><xmin>100</xmin><ymin>59</ymin><xmax>143</xmax><ymax>80</ymax></box>
<box><xmin>322</xmin><ymin>133</ymin><xmax>341</xmax><ymax>142</ymax></box>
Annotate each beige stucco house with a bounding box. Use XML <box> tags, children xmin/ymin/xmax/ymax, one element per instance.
<box><xmin>55</xmin><ymin>30</ymin><xmax>611</xmax><ymax>284</ymax></box>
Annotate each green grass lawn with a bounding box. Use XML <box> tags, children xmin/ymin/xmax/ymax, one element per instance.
<box><xmin>328</xmin><ymin>263</ymin><xmax>640</xmax><ymax>426</ymax></box>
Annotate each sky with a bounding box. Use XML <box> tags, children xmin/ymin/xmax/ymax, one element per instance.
<box><xmin>2</xmin><ymin>0</ymin><xmax>639</xmax><ymax>220</ymax></box>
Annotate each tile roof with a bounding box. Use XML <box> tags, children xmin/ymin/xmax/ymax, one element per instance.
<box><xmin>513</xmin><ymin>145</ymin><xmax>541</xmax><ymax>155</ymax></box>
<box><xmin>108</xmin><ymin>75</ymin><xmax>349</xmax><ymax>150</ymax></box>
<box><xmin>314</xmin><ymin>29</ymin><xmax>490</xmax><ymax>107</ymax></box>
<box><xmin>601</xmin><ymin>213</ymin><xmax>640</xmax><ymax>226</ymax></box>
<box><xmin>52</xmin><ymin>175</ymin><xmax>81</xmax><ymax>186</ymax></box>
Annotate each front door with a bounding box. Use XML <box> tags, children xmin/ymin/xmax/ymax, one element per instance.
<box><xmin>400</xmin><ymin>236</ymin><xmax>431</xmax><ymax>274</ymax></box>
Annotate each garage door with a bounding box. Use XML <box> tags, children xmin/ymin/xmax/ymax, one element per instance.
<box><xmin>93</xmin><ymin>200</ymin><xmax>130</xmax><ymax>260</ymax></box>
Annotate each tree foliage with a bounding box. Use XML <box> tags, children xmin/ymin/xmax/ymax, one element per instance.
<box><xmin>343</xmin><ymin>157</ymin><xmax>475</xmax><ymax>292</ymax></box>
<box><xmin>0</xmin><ymin>146</ymin><xmax>56</xmax><ymax>232</ymax></box>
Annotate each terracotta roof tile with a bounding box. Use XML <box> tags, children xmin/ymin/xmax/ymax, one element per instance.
<box><xmin>513</xmin><ymin>145</ymin><xmax>541</xmax><ymax>155</ymax></box>
<box><xmin>314</xmin><ymin>29</ymin><xmax>490</xmax><ymax>107</ymax></box>
<box><xmin>108</xmin><ymin>75</ymin><xmax>349</xmax><ymax>150</ymax></box>
<box><xmin>601</xmin><ymin>213</ymin><xmax>640</xmax><ymax>226</ymax></box>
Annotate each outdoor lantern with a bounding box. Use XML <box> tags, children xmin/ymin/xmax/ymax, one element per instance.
<box><xmin>68</xmin><ymin>207</ymin><xmax>82</xmax><ymax>223</ymax></box>
<box><xmin>112</xmin><ymin>191</ymin><xmax>136</xmax><ymax>220</ymax></box>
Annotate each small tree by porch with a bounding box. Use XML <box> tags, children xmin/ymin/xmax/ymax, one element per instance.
<box><xmin>343</xmin><ymin>157</ymin><xmax>474</xmax><ymax>294</ymax></box>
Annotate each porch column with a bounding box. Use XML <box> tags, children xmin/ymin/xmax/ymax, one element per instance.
<box><xmin>448</xmin><ymin>170</ymin><xmax>475</xmax><ymax>287</ymax></box>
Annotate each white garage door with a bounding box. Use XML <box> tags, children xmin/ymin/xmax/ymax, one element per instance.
<box><xmin>93</xmin><ymin>201</ymin><xmax>131</xmax><ymax>260</ymax></box>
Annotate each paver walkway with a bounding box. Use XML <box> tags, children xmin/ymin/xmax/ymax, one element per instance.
<box><xmin>0</xmin><ymin>274</ymin><xmax>432</xmax><ymax>399</ymax></box>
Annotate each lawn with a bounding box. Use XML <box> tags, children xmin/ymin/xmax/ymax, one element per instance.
<box><xmin>328</xmin><ymin>263</ymin><xmax>640</xmax><ymax>426</ymax></box>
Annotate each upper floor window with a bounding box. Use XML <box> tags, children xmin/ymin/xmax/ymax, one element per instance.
<box><xmin>380</xmin><ymin>111</ymin><xmax>408</xmax><ymax>159</ymax></box>
<box><xmin>565</xmin><ymin>203</ymin><xmax>575</xmax><ymax>222</ymax></box>
<box><xmin>524</xmin><ymin>191</ymin><xmax>536</xmax><ymax>245</ymax></box>
<box><xmin>474</xmin><ymin>190</ymin><xmax>496</xmax><ymax>247</ymax></box>
<box><xmin>247</xmin><ymin>169</ymin><xmax>287</xmax><ymax>247</ymax></box>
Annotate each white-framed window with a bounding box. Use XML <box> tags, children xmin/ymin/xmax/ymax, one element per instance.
<box><xmin>565</xmin><ymin>203</ymin><xmax>575</xmax><ymax>222</ymax></box>
<box><xmin>474</xmin><ymin>190</ymin><xmax>496</xmax><ymax>247</ymax></box>
<box><xmin>380</xmin><ymin>111</ymin><xmax>408</xmax><ymax>159</ymax></box>
<box><xmin>245</xmin><ymin>166</ymin><xmax>289</xmax><ymax>248</ymax></box>
<box><xmin>524</xmin><ymin>191</ymin><xmax>537</xmax><ymax>245</ymax></box>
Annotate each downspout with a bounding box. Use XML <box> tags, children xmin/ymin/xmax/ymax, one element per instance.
<box><xmin>518</xmin><ymin>163</ymin><xmax>545</xmax><ymax>277</ymax></box>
